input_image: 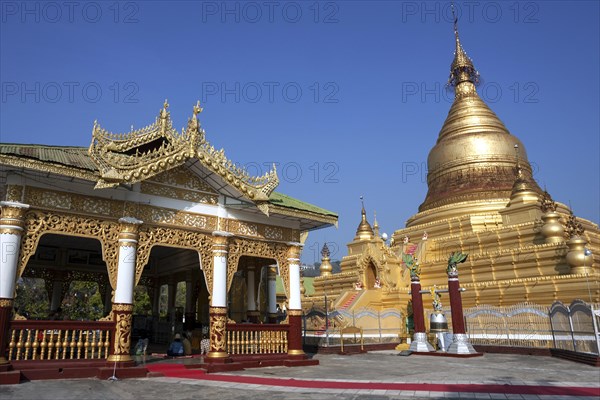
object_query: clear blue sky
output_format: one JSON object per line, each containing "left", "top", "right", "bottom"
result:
{"left": 1, "top": 1, "right": 599, "bottom": 265}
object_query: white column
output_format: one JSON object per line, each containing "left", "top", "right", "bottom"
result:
{"left": 0, "top": 201, "right": 29, "bottom": 299}
{"left": 113, "top": 217, "right": 142, "bottom": 304}
{"left": 267, "top": 266, "right": 278, "bottom": 315}
{"left": 0, "top": 201, "right": 29, "bottom": 366}
{"left": 287, "top": 243, "right": 303, "bottom": 310}
{"left": 211, "top": 232, "right": 232, "bottom": 307}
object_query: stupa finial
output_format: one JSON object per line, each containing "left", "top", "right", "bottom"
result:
{"left": 448, "top": 3, "right": 480, "bottom": 89}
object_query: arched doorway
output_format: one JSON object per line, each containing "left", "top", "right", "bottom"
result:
{"left": 365, "top": 261, "right": 377, "bottom": 289}
{"left": 18, "top": 233, "right": 109, "bottom": 321}
{"left": 137, "top": 245, "right": 209, "bottom": 346}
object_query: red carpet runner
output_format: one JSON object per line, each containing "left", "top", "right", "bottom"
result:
{"left": 145, "top": 363, "right": 599, "bottom": 397}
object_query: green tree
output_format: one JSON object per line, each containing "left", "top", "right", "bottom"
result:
{"left": 61, "top": 281, "right": 103, "bottom": 320}
{"left": 15, "top": 278, "right": 49, "bottom": 319}
{"left": 133, "top": 285, "right": 152, "bottom": 315}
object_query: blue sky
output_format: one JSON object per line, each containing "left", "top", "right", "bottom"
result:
{"left": 1, "top": 1, "right": 599, "bottom": 265}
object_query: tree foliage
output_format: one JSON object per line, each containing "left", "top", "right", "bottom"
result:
{"left": 15, "top": 278, "right": 49, "bottom": 319}
{"left": 61, "top": 281, "right": 103, "bottom": 320}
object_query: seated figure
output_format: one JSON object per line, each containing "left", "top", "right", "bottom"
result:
{"left": 167, "top": 333, "right": 185, "bottom": 357}
{"left": 374, "top": 277, "right": 382, "bottom": 289}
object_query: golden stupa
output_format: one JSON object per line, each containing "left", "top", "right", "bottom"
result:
{"left": 306, "top": 20, "right": 599, "bottom": 315}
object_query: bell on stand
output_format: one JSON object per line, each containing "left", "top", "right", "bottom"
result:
{"left": 429, "top": 312, "right": 450, "bottom": 352}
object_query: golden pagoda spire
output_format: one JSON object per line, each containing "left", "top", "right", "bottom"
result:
{"left": 355, "top": 196, "right": 374, "bottom": 241}
{"left": 448, "top": 4, "right": 479, "bottom": 91}
{"left": 509, "top": 144, "right": 537, "bottom": 198}
{"left": 319, "top": 243, "right": 333, "bottom": 276}
{"left": 412, "top": 11, "right": 542, "bottom": 218}
{"left": 373, "top": 211, "right": 380, "bottom": 237}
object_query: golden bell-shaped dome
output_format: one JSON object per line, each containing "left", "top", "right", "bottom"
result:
{"left": 419, "top": 21, "right": 540, "bottom": 213}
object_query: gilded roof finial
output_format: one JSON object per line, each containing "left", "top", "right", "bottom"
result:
{"left": 448, "top": 3, "right": 479, "bottom": 89}
{"left": 509, "top": 143, "right": 536, "bottom": 197}
{"left": 355, "top": 196, "right": 374, "bottom": 240}
{"left": 514, "top": 144, "right": 523, "bottom": 179}
{"left": 319, "top": 243, "right": 333, "bottom": 276}
{"left": 194, "top": 100, "right": 203, "bottom": 116}
{"left": 321, "top": 243, "right": 330, "bottom": 259}
{"left": 160, "top": 99, "right": 170, "bottom": 121}
{"left": 373, "top": 210, "right": 380, "bottom": 237}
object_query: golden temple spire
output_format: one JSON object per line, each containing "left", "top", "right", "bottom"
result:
{"left": 373, "top": 211, "right": 380, "bottom": 237}
{"left": 509, "top": 144, "right": 537, "bottom": 198}
{"left": 319, "top": 243, "right": 333, "bottom": 276}
{"left": 448, "top": 4, "right": 479, "bottom": 90}
{"left": 355, "top": 196, "right": 374, "bottom": 240}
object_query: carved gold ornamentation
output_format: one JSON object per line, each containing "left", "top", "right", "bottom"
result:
{"left": 287, "top": 309, "right": 302, "bottom": 317}
{"left": 209, "top": 306, "right": 227, "bottom": 354}
{"left": 141, "top": 182, "right": 218, "bottom": 204}
{"left": 22, "top": 186, "right": 301, "bottom": 242}
{"left": 112, "top": 304, "right": 134, "bottom": 312}
{"left": 24, "top": 186, "right": 219, "bottom": 232}
{"left": 565, "top": 210, "right": 585, "bottom": 239}
{"left": 135, "top": 226, "right": 213, "bottom": 287}
{"left": 149, "top": 165, "right": 217, "bottom": 193}
{"left": 229, "top": 220, "right": 258, "bottom": 237}
{"left": 227, "top": 219, "right": 295, "bottom": 242}
{"left": 0, "top": 299, "right": 14, "bottom": 308}
{"left": 6, "top": 185, "right": 24, "bottom": 202}
{"left": 113, "top": 309, "right": 132, "bottom": 356}
{"left": 41, "top": 191, "right": 71, "bottom": 209}
{"left": 226, "top": 237, "right": 290, "bottom": 296}
{"left": 89, "top": 101, "right": 200, "bottom": 189}
{"left": 540, "top": 190, "right": 557, "bottom": 213}
{"left": 18, "top": 210, "right": 120, "bottom": 288}
{"left": 0, "top": 201, "right": 29, "bottom": 230}
{"left": 264, "top": 226, "right": 283, "bottom": 240}
{"left": 89, "top": 101, "right": 279, "bottom": 201}
{"left": 99, "top": 312, "right": 113, "bottom": 321}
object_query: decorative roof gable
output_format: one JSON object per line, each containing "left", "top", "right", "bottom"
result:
{"left": 89, "top": 100, "right": 279, "bottom": 202}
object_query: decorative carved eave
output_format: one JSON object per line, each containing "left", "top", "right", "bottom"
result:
{"left": 89, "top": 100, "right": 200, "bottom": 189}
{"left": 88, "top": 101, "right": 280, "bottom": 204}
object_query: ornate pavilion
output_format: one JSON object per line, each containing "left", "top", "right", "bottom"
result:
{"left": 307, "top": 22, "right": 599, "bottom": 322}
{"left": 0, "top": 101, "right": 337, "bottom": 381}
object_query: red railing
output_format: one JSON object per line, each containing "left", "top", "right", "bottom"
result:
{"left": 7, "top": 320, "right": 115, "bottom": 361}
{"left": 226, "top": 323, "right": 289, "bottom": 355}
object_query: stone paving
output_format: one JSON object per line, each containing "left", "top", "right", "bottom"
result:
{"left": 1, "top": 351, "right": 599, "bottom": 399}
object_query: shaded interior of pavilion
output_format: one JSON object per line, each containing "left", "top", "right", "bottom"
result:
{"left": 16, "top": 233, "right": 288, "bottom": 353}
